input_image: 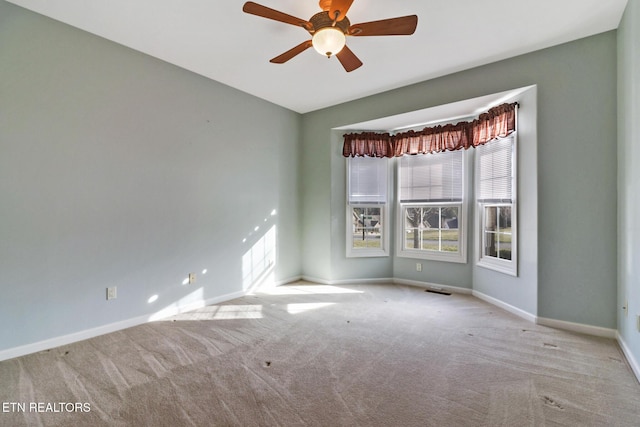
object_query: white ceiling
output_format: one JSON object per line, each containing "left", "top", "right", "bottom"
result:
{"left": 335, "top": 86, "right": 534, "bottom": 132}
{"left": 7, "top": 0, "right": 628, "bottom": 113}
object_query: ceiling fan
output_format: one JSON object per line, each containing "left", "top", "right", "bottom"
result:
{"left": 242, "top": 0, "right": 418, "bottom": 72}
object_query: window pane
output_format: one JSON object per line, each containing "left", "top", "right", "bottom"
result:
{"left": 441, "top": 207, "right": 459, "bottom": 230}
{"left": 402, "top": 204, "right": 461, "bottom": 254}
{"left": 352, "top": 207, "right": 381, "bottom": 249}
{"left": 421, "top": 228, "right": 439, "bottom": 251}
{"left": 423, "top": 207, "right": 439, "bottom": 228}
{"left": 498, "top": 206, "right": 511, "bottom": 229}
{"left": 483, "top": 205, "right": 514, "bottom": 260}
{"left": 405, "top": 230, "right": 418, "bottom": 249}
{"left": 441, "top": 207, "right": 458, "bottom": 252}
{"left": 484, "top": 206, "right": 497, "bottom": 231}
{"left": 497, "top": 206, "right": 512, "bottom": 260}
{"left": 498, "top": 245, "right": 512, "bottom": 260}
{"left": 443, "top": 236, "right": 459, "bottom": 252}
{"left": 421, "top": 206, "right": 440, "bottom": 252}
{"left": 405, "top": 207, "right": 422, "bottom": 229}
{"left": 484, "top": 231, "right": 497, "bottom": 257}
{"left": 484, "top": 206, "right": 498, "bottom": 257}
{"left": 404, "top": 207, "right": 420, "bottom": 249}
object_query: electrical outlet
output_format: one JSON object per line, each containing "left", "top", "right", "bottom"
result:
{"left": 416, "top": 263, "right": 422, "bottom": 272}
{"left": 106, "top": 287, "right": 117, "bottom": 300}
{"left": 188, "top": 273, "right": 196, "bottom": 284}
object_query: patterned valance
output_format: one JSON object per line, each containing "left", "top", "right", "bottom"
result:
{"left": 343, "top": 102, "right": 518, "bottom": 158}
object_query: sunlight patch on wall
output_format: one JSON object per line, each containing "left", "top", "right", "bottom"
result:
{"left": 242, "top": 225, "right": 277, "bottom": 291}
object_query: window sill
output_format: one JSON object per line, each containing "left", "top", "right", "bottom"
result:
{"left": 347, "top": 249, "right": 389, "bottom": 258}
{"left": 477, "top": 258, "right": 517, "bottom": 276}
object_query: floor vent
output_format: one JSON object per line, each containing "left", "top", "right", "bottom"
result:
{"left": 426, "top": 289, "right": 451, "bottom": 296}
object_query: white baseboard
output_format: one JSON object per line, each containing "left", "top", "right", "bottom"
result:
{"left": 536, "top": 316, "right": 617, "bottom": 339}
{"left": 245, "top": 272, "right": 302, "bottom": 291}
{"left": 0, "top": 288, "right": 252, "bottom": 363}
{"left": 300, "top": 276, "right": 473, "bottom": 296}
{"left": 471, "top": 291, "right": 618, "bottom": 340}
{"left": 0, "top": 314, "right": 150, "bottom": 363}
{"left": 472, "top": 290, "right": 537, "bottom": 323}
{"left": 617, "top": 334, "right": 640, "bottom": 384}
{"left": 300, "top": 275, "right": 394, "bottom": 286}
{"left": 393, "top": 278, "right": 473, "bottom": 295}
{"left": 299, "top": 275, "right": 332, "bottom": 285}
{"left": 275, "top": 275, "right": 303, "bottom": 286}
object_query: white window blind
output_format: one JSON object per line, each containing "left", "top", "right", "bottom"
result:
{"left": 476, "top": 135, "right": 514, "bottom": 203}
{"left": 399, "top": 150, "right": 463, "bottom": 203}
{"left": 347, "top": 157, "right": 388, "bottom": 204}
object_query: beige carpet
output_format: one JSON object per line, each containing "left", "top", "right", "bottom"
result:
{"left": 1, "top": 281, "right": 639, "bottom": 426}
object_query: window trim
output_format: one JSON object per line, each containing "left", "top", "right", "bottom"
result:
{"left": 345, "top": 157, "right": 390, "bottom": 258}
{"left": 395, "top": 149, "right": 468, "bottom": 263}
{"left": 475, "top": 133, "right": 518, "bottom": 276}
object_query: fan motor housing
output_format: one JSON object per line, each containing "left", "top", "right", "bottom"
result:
{"left": 309, "top": 11, "right": 350, "bottom": 34}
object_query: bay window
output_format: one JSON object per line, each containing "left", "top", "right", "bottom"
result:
{"left": 342, "top": 102, "right": 518, "bottom": 268}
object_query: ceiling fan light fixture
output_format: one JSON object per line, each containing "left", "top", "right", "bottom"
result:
{"left": 312, "top": 27, "right": 346, "bottom": 57}
{"left": 242, "top": 1, "right": 417, "bottom": 72}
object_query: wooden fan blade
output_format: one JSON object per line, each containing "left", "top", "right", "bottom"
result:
{"left": 335, "top": 45, "right": 363, "bottom": 72}
{"left": 270, "top": 40, "right": 313, "bottom": 64}
{"left": 348, "top": 15, "right": 418, "bottom": 36}
{"left": 243, "top": 2, "right": 310, "bottom": 28}
{"left": 329, "top": 0, "right": 354, "bottom": 22}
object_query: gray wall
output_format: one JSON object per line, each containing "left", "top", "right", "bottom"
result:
{"left": 0, "top": 0, "right": 626, "bottom": 357}
{"left": 0, "top": 1, "right": 302, "bottom": 353}
{"left": 302, "top": 31, "right": 618, "bottom": 329}
{"left": 472, "top": 87, "right": 538, "bottom": 317}
{"left": 618, "top": 0, "right": 640, "bottom": 372}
